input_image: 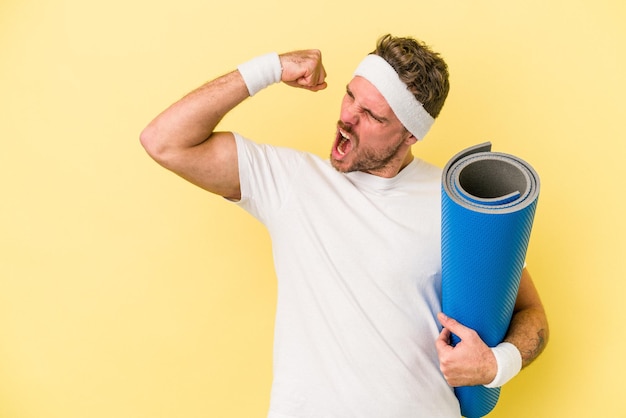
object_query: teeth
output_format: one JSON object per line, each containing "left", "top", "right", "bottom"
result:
{"left": 337, "top": 138, "right": 347, "bottom": 156}
{"left": 336, "top": 128, "right": 351, "bottom": 156}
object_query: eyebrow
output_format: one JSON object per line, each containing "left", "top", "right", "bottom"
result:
{"left": 346, "top": 84, "right": 390, "bottom": 123}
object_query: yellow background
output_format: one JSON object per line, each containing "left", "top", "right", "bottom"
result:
{"left": 1, "top": 0, "right": 624, "bottom": 417}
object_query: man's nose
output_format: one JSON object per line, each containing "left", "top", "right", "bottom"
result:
{"left": 340, "top": 102, "right": 360, "bottom": 126}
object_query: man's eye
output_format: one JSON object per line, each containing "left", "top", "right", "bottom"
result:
{"left": 369, "top": 113, "right": 383, "bottom": 123}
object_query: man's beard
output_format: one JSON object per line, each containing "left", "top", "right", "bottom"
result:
{"left": 330, "top": 122, "right": 406, "bottom": 174}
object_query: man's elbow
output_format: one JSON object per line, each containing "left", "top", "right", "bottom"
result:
{"left": 139, "top": 125, "right": 171, "bottom": 166}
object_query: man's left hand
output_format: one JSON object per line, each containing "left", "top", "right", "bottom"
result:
{"left": 435, "top": 312, "right": 497, "bottom": 387}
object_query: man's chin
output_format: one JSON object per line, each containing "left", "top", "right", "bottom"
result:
{"left": 330, "top": 157, "right": 352, "bottom": 173}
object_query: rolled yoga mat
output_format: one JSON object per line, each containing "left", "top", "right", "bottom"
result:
{"left": 440, "top": 142, "right": 540, "bottom": 418}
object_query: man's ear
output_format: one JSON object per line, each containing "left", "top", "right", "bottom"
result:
{"left": 405, "top": 133, "right": 418, "bottom": 145}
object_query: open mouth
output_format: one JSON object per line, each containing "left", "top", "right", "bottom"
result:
{"left": 333, "top": 128, "right": 354, "bottom": 159}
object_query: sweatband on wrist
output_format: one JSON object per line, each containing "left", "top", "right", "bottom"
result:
{"left": 237, "top": 52, "right": 282, "bottom": 96}
{"left": 484, "top": 342, "right": 522, "bottom": 388}
{"left": 353, "top": 54, "right": 435, "bottom": 140}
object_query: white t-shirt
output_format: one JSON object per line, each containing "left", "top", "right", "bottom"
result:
{"left": 234, "top": 134, "right": 460, "bottom": 418}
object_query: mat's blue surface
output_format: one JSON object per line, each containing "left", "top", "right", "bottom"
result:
{"left": 441, "top": 143, "right": 540, "bottom": 417}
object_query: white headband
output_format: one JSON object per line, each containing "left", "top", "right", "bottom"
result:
{"left": 353, "top": 54, "right": 434, "bottom": 140}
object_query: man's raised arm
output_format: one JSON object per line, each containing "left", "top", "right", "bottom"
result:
{"left": 139, "top": 50, "right": 327, "bottom": 200}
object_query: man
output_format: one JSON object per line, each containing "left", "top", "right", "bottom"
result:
{"left": 141, "top": 34, "right": 548, "bottom": 417}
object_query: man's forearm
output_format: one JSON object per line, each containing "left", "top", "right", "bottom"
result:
{"left": 504, "top": 306, "right": 549, "bottom": 367}
{"left": 504, "top": 268, "right": 549, "bottom": 367}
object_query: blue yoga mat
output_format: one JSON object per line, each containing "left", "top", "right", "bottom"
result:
{"left": 440, "top": 143, "right": 540, "bottom": 418}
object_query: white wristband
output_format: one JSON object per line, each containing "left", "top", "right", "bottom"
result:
{"left": 484, "top": 342, "right": 522, "bottom": 388}
{"left": 237, "top": 52, "right": 282, "bottom": 96}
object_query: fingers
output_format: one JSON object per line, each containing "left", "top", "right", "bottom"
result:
{"left": 296, "top": 71, "right": 327, "bottom": 91}
{"left": 437, "top": 312, "right": 477, "bottom": 341}
{"left": 435, "top": 326, "right": 453, "bottom": 359}
{"left": 436, "top": 312, "right": 497, "bottom": 386}
{"left": 284, "top": 79, "right": 327, "bottom": 91}
{"left": 289, "top": 67, "right": 327, "bottom": 91}
{"left": 436, "top": 325, "right": 451, "bottom": 347}
{"left": 280, "top": 50, "right": 328, "bottom": 91}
